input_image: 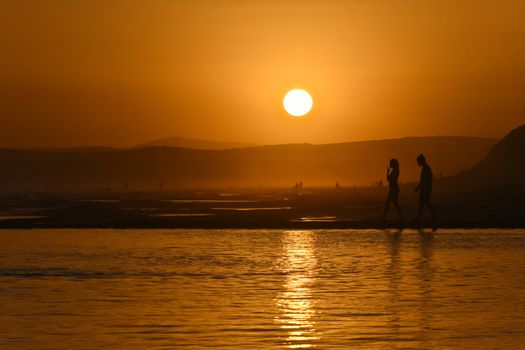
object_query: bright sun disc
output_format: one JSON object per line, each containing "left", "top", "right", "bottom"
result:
{"left": 283, "top": 89, "right": 313, "bottom": 117}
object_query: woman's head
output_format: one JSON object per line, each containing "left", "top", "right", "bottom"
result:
{"left": 389, "top": 158, "right": 399, "bottom": 169}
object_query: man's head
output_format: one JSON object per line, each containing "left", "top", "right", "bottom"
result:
{"left": 417, "top": 153, "right": 426, "bottom": 167}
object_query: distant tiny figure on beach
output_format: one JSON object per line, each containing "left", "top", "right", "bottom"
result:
{"left": 382, "top": 158, "right": 404, "bottom": 224}
{"left": 414, "top": 153, "right": 436, "bottom": 229}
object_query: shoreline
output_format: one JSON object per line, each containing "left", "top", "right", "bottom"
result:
{"left": 1, "top": 219, "right": 524, "bottom": 230}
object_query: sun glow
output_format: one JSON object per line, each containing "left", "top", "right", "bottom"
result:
{"left": 283, "top": 89, "right": 313, "bottom": 117}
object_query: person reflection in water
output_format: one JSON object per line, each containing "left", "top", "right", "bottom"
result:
{"left": 382, "top": 158, "right": 404, "bottom": 225}
{"left": 414, "top": 154, "right": 436, "bottom": 230}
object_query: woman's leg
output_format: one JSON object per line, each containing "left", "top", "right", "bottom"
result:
{"left": 382, "top": 196, "right": 391, "bottom": 220}
{"left": 393, "top": 197, "right": 404, "bottom": 223}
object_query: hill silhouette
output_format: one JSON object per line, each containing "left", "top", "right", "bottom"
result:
{"left": 427, "top": 124, "right": 525, "bottom": 225}
{"left": 442, "top": 124, "right": 525, "bottom": 192}
{"left": 135, "top": 136, "right": 257, "bottom": 150}
{"left": 0, "top": 136, "right": 496, "bottom": 191}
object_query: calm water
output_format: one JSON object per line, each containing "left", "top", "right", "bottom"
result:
{"left": 1, "top": 229, "right": 525, "bottom": 349}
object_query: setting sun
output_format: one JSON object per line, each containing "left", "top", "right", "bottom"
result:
{"left": 283, "top": 89, "right": 313, "bottom": 117}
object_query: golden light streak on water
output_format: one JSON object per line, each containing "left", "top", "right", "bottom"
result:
{"left": 275, "top": 231, "right": 320, "bottom": 348}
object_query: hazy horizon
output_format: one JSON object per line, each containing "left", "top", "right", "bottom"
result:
{"left": 0, "top": 132, "right": 503, "bottom": 150}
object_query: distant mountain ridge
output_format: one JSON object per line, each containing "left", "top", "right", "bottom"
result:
{"left": 135, "top": 136, "right": 257, "bottom": 150}
{"left": 0, "top": 135, "right": 498, "bottom": 190}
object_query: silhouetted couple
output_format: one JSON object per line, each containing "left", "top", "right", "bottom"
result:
{"left": 382, "top": 154, "right": 436, "bottom": 229}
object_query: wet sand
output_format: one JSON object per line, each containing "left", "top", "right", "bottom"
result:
{"left": 0, "top": 188, "right": 523, "bottom": 229}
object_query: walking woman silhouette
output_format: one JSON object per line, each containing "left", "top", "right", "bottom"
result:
{"left": 382, "top": 158, "right": 404, "bottom": 224}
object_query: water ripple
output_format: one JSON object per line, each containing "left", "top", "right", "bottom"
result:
{"left": 1, "top": 228, "right": 525, "bottom": 349}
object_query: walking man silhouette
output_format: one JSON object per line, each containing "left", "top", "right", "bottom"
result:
{"left": 414, "top": 154, "right": 436, "bottom": 230}
{"left": 382, "top": 158, "right": 404, "bottom": 224}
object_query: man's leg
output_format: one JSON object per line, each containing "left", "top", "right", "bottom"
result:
{"left": 426, "top": 198, "right": 437, "bottom": 230}
{"left": 416, "top": 195, "right": 425, "bottom": 225}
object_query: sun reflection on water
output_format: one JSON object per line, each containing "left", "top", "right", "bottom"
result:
{"left": 274, "top": 231, "right": 320, "bottom": 348}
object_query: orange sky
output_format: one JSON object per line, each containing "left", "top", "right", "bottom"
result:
{"left": 1, "top": 0, "right": 525, "bottom": 148}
